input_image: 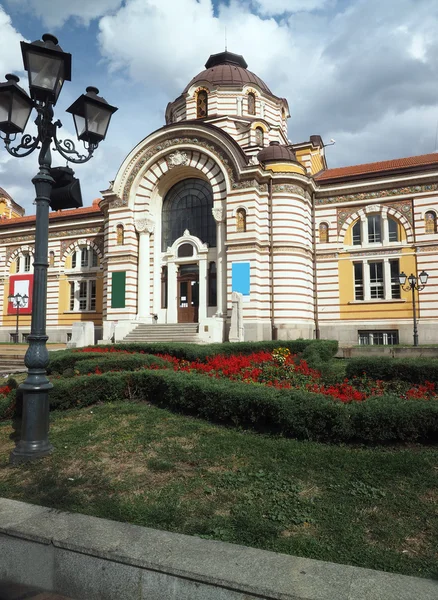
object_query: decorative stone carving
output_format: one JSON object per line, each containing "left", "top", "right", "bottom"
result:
{"left": 365, "top": 204, "right": 381, "bottom": 213}
{"left": 166, "top": 151, "right": 189, "bottom": 168}
{"left": 135, "top": 218, "right": 155, "bottom": 234}
{"left": 272, "top": 184, "right": 305, "bottom": 196}
{"left": 212, "top": 207, "right": 225, "bottom": 223}
{"left": 317, "top": 183, "right": 438, "bottom": 207}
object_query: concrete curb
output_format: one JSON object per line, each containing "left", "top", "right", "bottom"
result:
{"left": 0, "top": 498, "right": 437, "bottom": 600}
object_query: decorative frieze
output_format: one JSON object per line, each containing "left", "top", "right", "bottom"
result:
{"left": 166, "top": 150, "right": 189, "bottom": 168}
{"left": 317, "top": 182, "right": 438, "bottom": 206}
{"left": 348, "top": 249, "right": 401, "bottom": 257}
{"left": 231, "top": 179, "right": 267, "bottom": 193}
{"left": 272, "top": 184, "right": 305, "bottom": 197}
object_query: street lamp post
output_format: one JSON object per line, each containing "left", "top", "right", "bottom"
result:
{"left": 0, "top": 33, "right": 117, "bottom": 463}
{"left": 8, "top": 292, "right": 29, "bottom": 343}
{"left": 398, "top": 271, "right": 429, "bottom": 347}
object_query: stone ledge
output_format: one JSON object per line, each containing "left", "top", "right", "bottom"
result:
{"left": 0, "top": 498, "right": 437, "bottom": 600}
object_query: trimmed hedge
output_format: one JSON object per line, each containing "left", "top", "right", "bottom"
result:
{"left": 48, "top": 339, "right": 338, "bottom": 374}
{"left": 346, "top": 357, "right": 438, "bottom": 384}
{"left": 74, "top": 354, "right": 168, "bottom": 375}
{"left": 3, "top": 368, "right": 435, "bottom": 444}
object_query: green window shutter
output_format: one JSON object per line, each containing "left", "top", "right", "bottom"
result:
{"left": 111, "top": 271, "right": 126, "bottom": 308}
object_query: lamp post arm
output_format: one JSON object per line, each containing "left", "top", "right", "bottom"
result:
{"left": 1, "top": 132, "right": 40, "bottom": 158}
{"left": 53, "top": 125, "right": 97, "bottom": 164}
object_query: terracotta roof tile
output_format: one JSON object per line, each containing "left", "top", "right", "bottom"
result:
{"left": 0, "top": 205, "right": 102, "bottom": 228}
{"left": 316, "top": 152, "right": 438, "bottom": 182}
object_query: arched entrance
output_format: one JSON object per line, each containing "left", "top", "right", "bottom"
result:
{"left": 177, "top": 263, "right": 199, "bottom": 323}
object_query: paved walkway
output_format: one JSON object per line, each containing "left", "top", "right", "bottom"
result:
{"left": 0, "top": 582, "right": 74, "bottom": 599}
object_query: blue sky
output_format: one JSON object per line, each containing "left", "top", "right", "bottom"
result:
{"left": 1, "top": 0, "right": 438, "bottom": 213}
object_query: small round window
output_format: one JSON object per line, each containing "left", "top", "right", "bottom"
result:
{"left": 178, "top": 243, "right": 194, "bottom": 258}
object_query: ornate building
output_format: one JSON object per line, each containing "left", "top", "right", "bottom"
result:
{"left": 1, "top": 51, "right": 438, "bottom": 345}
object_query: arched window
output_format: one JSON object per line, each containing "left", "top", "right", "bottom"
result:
{"left": 388, "top": 217, "right": 398, "bottom": 242}
{"left": 49, "top": 251, "right": 55, "bottom": 267}
{"left": 255, "top": 127, "right": 264, "bottom": 146}
{"left": 425, "top": 211, "right": 437, "bottom": 234}
{"left": 162, "top": 178, "right": 216, "bottom": 250}
{"left": 319, "top": 222, "right": 329, "bottom": 243}
{"left": 352, "top": 220, "right": 361, "bottom": 245}
{"left": 116, "top": 224, "right": 124, "bottom": 245}
{"left": 236, "top": 208, "right": 246, "bottom": 232}
{"left": 208, "top": 262, "right": 217, "bottom": 306}
{"left": 247, "top": 92, "right": 256, "bottom": 115}
{"left": 196, "top": 90, "right": 208, "bottom": 118}
{"left": 178, "top": 243, "right": 194, "bottom": 258}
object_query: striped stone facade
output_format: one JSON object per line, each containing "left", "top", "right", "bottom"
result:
{"left": 1, "top": 51, "right": 438, "bottom": 345}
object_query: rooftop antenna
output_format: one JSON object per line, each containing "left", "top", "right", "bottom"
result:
{"left": 225, "top": 26, "right": 227, "bottom": 51}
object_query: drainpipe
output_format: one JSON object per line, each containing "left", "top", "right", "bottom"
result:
{"left": 311, "top": 189, "right": 320, "bottom": 339}
{"left": 269, "top": 177, "right": 277, "bottom": 340}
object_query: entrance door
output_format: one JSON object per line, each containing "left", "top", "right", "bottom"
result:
{"left": 178, "top": 264, "right": 199, "bottom": 323}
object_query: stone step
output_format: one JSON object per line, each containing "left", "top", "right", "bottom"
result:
{"left": 123, "top": 323, "right": 200, "bottom": 343}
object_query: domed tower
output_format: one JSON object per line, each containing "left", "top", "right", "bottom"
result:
{"left": 165, "top": 51, "right": 290, "bottom": 160}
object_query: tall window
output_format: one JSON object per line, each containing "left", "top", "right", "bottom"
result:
{"left": 369, "top": 261, "right": 384, "bottom": 298}
{"left": 390, "top": 259, "right": 401, "bottom": 299}
{"left": 368, "top": 215, "right": 381, "bottom": 243}
{"left": 161, "top": 266, "right": 168, "bottom": 309}
{"left": 117, "top": 224, "right": 124, "bottom": 245}
{"left": 162, "top": 178, "right": 216, "bottom": 250}
{"left": 247, "top": 92, "right": 256, "bottom": 115}
{"left": 255, "top": 127, "right": 264, "bottom": 146}
{"left": 197, "top": 90, "right": 208, "bottom": 118}
{"left": 208, "top": 262, "right": 217, "bottom": 306}
{"left": 425, "top": 211, "right": 437, "bottom": 234}
{"left": 388, "top": 217, "right": 398, "bottom": 242}
{"left": 354, "top": 263, "right": 364, "bottom": 300}
{"left": 354, "top": 259, "right": 401, "bottom": 301}
{"left": 49, "top": 251, "right": 55, "bottom": 268}
{"left": 69, "top": 280, "right": 97, "bottom": 311}
{"left": 319, "top": 222, "right": 329, "bottom": 243}
{"left": 15, "top": 252, "right": 32, "bottom": 273}
{"left": 236, "top": 208, "right": 246, "bottom": 232}
{"left": 81, "top": 248, "right": 89, "bottom": 267}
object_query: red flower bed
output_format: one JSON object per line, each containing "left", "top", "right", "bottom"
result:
{"left": 74, "top": 346, "right": 438, "bottom": 404}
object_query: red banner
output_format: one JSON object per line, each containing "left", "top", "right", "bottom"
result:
{"left": 7, "top": 274, "right": 34, "bottom": 315}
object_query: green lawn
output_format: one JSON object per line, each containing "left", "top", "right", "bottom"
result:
{"left": 1, "top": 401, "right": 437, "bottom": 579}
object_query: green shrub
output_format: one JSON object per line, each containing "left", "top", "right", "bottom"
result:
{"left": 67, "top": 339, "right": 338, "bottom": 363}
{"left": 346, "top": 357, "right": 438, "bottom": 384}
{"left": 75, "top": 354, "right": 168, "bottom": 375}
{"left": 44, "top": 368, "right": 438, "bottom": 444}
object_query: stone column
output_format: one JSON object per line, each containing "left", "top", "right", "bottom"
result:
{"left": 198, "top": 256, "right": 208, "bottom": 321}
{"left": 382, "top": 211, "right": 389, "bottom": 244}
{"left": 167, "top": 262, "right": 178, "bottom": 323}
{"left": 363, "top": 260, "right": 371, "bottom": 301}
{"left": 212, "top": 206, "right": 226, "bottom": 317}
{"left": 135, "top": 217, "right": 155, "bottom": 320}
{"left": 383, "top": 258, "right": 392, "bottom": 300}
{"left": 360, "top": 215, "right": 368, "bottom": 246}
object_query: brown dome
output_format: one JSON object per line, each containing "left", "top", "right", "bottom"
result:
{"left": 183, "top": 51, "right": 272, "bottom": 94}
{"left": 258, "top": 141, "right": 297, "bottom": 164}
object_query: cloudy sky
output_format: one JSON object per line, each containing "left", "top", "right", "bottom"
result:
{"left": 1, "top": 0, "right": 438, "bottom": 213}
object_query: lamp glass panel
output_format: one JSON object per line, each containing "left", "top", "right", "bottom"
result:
{"left": 73, "top": 114, "right": 86, "bottom": 138}
{"left": 419, "top": 271, "right": 428, "bottom": 285}
{"left": 28, "top": 52, "right": 62, "bottom": 93}
{"left": 85, "top": 102, "right": 111, "bottom": 138}
{"left": 0, "top": 91, "right": 11, "bottom": 123}
{"left": 11, "top": 93, "right": 32, "bottom": 130}
{"left": 398, "top": 272, "right": 407, "bottom": 285}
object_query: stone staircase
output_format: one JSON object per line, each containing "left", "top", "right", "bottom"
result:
{"left": 0, "top": 353, "right": 26, "bottom": 376}
{"left": 122, "top": 323, "right": 200, "bottom": 343}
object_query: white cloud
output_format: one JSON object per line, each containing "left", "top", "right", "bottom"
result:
{"left": 253, "top": 0, "right": 330, "bottom": 16}
{"left": 4, "top": 0, "right": 123, "bottom": 28}
{"left": 0, "top": 7, "right": 28, "bottom": 78}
